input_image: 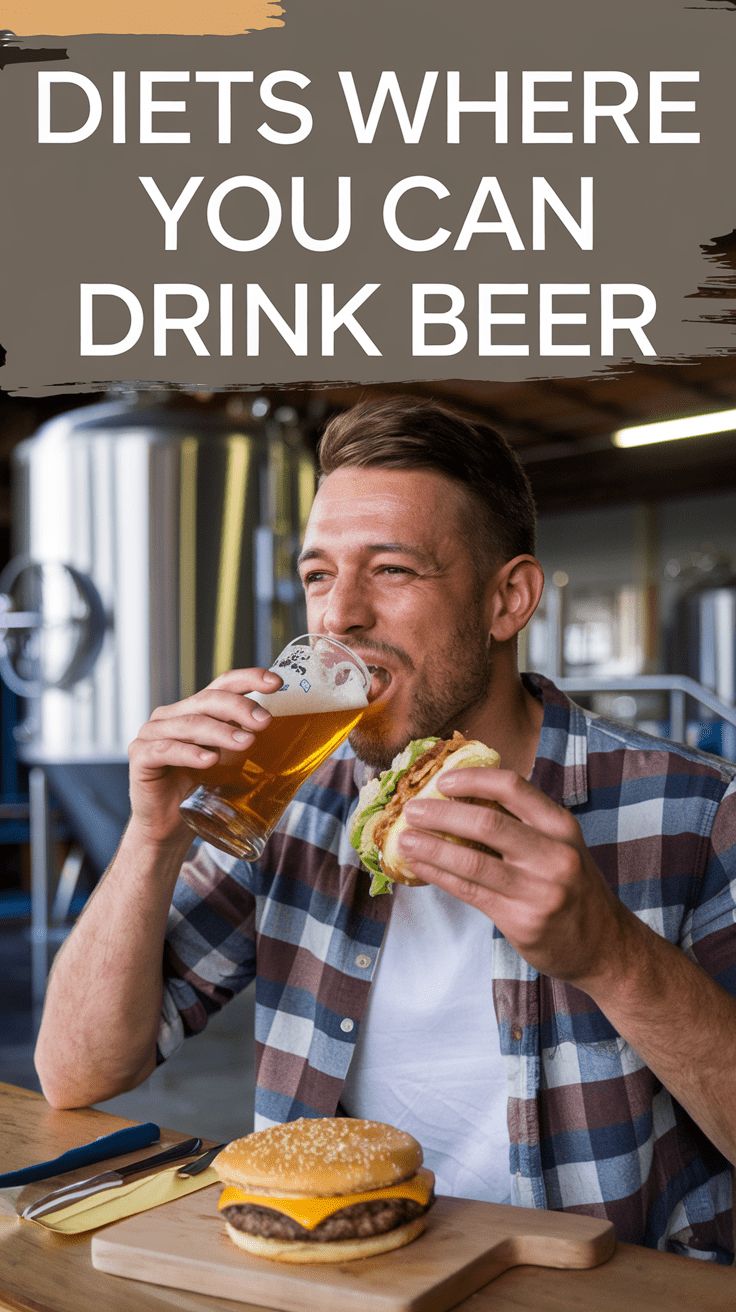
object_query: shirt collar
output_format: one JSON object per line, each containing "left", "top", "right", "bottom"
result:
{"left": 524, "top": 672, "right": 589, "bottom": 808}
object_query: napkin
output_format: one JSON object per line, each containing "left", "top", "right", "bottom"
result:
{"left": 24, "top": 1163, "right": 220, "bottom": 1235}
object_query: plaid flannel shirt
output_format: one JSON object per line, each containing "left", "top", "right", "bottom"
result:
{"left": 158, "top": 674, "right": 736, "bottom": 1261}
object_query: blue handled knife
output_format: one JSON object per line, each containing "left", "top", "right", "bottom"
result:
{"left": 0, "top": 1121, "right": 160, "bottom": 1188}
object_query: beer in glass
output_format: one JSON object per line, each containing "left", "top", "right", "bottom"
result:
{"left": 179, "top": 635, "right": 370, "bottom": 859}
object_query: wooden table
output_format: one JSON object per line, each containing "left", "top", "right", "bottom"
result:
{"left": 0, "top": 1082, "right": 734, "bottom": 1312}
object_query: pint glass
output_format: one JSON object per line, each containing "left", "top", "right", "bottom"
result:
{"left": 179, "top": 635, "right": 371, "bottom": 860}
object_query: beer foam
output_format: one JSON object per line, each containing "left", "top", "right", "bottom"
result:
{"left": 248, "top": 663, "right": 368, "bottom": 717}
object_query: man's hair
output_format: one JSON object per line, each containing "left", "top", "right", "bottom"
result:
{"left": 317, "top": 396, "right": 537, "bottom": 564}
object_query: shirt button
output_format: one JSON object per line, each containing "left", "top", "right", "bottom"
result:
{"left": 340, "top": 1018, "right": 355, "bottom": 1034}
{"left": 511, "top": 1025, "right": 523, "bottom": 1042}
{"left": 355, "top": 954, "right": 372, "bottom": 969}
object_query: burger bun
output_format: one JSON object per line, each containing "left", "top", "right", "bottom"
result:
{"left": 214, "top": 1118, "right": 423, "bottom": 1196}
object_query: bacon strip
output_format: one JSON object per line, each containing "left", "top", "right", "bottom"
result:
{"left": 372, "top": 732, "right": 468, "bottom": 853}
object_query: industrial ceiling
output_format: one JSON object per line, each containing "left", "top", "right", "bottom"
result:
{"left": 2, "top": 356, "right": 736, "bottom": 551}
{"left": 303, "top": 357, "right": 736, "bottom": 512}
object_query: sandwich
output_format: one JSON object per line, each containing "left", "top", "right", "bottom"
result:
{"left": 350, "top": 731, "right": 500, "bottom": 895}
{"left": 213, "top": 1117, "right": 435, "bottom": 1264}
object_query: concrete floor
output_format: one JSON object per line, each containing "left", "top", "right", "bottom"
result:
{"left": 0, "top": 923, "right": 257, "bottom": 1143}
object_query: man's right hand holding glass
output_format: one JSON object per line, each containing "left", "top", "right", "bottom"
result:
{"left": 127, "top": 668, "right": 282, "bottom": 847}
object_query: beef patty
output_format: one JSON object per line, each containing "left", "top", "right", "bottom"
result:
{"left": 221, "top": 1193, "right": 433, "bottom": 1242}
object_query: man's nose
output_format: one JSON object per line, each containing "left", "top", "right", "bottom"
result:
{"left": 320, "top": 576, "right": 375, "bottom": 634}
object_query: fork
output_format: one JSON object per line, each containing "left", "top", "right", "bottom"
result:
{"left": 176, "top": 1143, "right": 226, "bottom": 1176}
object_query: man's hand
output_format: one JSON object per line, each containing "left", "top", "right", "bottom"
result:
{"left": 398, "top": 768, "right": 628, "bottom": 990}
{"left": 128, "top": 667, "right": 282, "bottom": 846}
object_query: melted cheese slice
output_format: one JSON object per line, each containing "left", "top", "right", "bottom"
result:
{"left": 218, "top": 1166, "right": 434, "bottom": 1231}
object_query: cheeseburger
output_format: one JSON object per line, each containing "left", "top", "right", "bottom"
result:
{"left": 350, "top": 731, "right": 500, "bottom": 895}
{"left": 214, "top": 1118, "right": 435, "bottom": 1264}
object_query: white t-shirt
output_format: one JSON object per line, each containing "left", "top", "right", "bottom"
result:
{"left": 341, "top": 882, "right": 511, "bottom": 1203}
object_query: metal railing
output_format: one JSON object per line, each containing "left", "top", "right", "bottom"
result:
{"left": 556, "top": 674, "right": 736, "bottom": 761}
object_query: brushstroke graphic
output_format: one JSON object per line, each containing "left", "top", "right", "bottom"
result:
{"left": 1, "top": 3, "right": 283, "bottom": 36}
{"left": 690, "top": 231, "right": 736, "bottom": 323}
{"left": 0, "top": 30, "right": 67, "bottom": 67}
{"left": 699, "top": 231, "right": 736, "bottom": 291}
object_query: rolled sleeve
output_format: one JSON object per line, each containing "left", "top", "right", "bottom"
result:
{"left": 156, "top": 840, "right": 258, "bottom": 1063}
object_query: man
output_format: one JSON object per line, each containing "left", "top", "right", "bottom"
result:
{"left": 35, "top": 397, "right": 736, "bottom": 1261}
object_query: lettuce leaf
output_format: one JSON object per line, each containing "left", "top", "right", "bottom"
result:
{"left": 353, "top": 736, "right": 438, "bottom": 825}
{"left": 369, "top": 870, "right": 395, "bottom": 897}
{"left": 350, "top": 736, "right": 440, "bottom": 894}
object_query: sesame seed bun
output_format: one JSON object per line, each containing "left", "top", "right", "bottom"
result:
{"left": 224, "top": 1215, "right": 427, "bottom": 1264}
{"left": 213, "top": 1118, "right": 424, "bottom": 1197}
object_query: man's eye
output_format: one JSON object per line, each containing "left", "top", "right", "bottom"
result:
{"left": 302, "top": 571, "right": 328, "bottom": 585}
{"left": 378, "top": 565, "right": 414, "bottom": 576}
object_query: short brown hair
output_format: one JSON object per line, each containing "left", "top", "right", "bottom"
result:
{"left": 318, "top": 396, "right": 537, "bottom": 564}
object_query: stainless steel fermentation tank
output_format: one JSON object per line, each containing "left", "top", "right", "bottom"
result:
{"left": 4, "top": 394, "right": 315, "bottom": 760}
{"left": 0, "top": 393, "right": 315, "bottom": 998}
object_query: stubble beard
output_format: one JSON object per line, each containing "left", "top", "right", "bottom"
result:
{"left": 349, "top": 619, "right": 495, "bottom": 771}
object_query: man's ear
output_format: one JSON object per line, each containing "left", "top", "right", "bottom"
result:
{"left": 485, "top": 556, "right": 545, "bottom": 642}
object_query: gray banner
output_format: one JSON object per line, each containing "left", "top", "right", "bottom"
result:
{"left": 0, "top": 0, "right": 734, "bottom": 394}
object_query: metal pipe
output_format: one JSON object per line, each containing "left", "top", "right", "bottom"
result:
{"left": 556, "top": 674, "right": 736, "bottom": 729}
{"left": 670, "top": 690, "right": 687, "bottom": 744}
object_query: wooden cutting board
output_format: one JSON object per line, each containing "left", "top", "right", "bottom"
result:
{"left": 91, "top": 1187, "right": 616, "bottom": 1312}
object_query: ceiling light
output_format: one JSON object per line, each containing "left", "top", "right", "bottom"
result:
{"left": 612, "top": 406, "right": 736, "bottom": 449}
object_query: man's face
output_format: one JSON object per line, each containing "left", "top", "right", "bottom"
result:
{"left": 298, "top": 466, "right": 497, "bottom": 769}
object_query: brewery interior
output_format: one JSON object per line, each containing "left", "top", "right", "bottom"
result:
{"left": 2, "top": 364, "right": 736, "bottom": 1140}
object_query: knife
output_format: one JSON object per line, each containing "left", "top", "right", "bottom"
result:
{"left": 22, "top": 1136, "right": 202, "bottom": 1221}
{"left": 0, "top": 1121, "right": 161, "bottom": 1188}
